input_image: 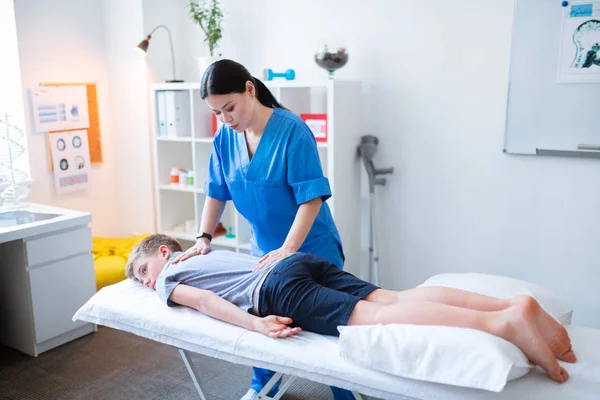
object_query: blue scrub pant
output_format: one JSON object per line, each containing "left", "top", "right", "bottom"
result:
{"left": 251, "top": 367, "right": 355, "bottom": 399}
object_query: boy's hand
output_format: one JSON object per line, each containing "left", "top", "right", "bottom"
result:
{"left": 253, "top": 246, "right": 295, "bottom": 272}
{"left": 252, "top": 316, "right": 301, "bottom": 338}
{"left": 172, "top": 238, "right": 211, "bottom": 264}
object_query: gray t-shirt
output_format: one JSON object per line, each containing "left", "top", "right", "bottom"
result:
{"left": 156, "top": 250, "right": 274, "bottom": 312}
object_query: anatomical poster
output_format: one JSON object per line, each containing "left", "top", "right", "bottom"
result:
{"left": 558, "top": 1, "right": 600, "bottom": 83}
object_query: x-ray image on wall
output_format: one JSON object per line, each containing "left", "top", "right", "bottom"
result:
{"left": 558, "top": 1, "right": 600, "bottom": 83}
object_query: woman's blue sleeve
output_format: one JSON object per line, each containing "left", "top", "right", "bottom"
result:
{"left": 204, "top": 141, "right": 232, "bottom": 201}
{"left": 287, "top": 128, "right": 332, "bottom": 205}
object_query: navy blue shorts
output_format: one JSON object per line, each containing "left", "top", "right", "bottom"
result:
{"left": 258, "top": 253, "right": 379, "bottom": 336}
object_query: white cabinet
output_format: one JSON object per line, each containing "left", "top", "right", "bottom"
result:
{"left": 25, "top": 226, "right": 92, "bottom": 265}
{"left": 0, "top": 205, "right": 96, "bottom": 356}
{"left": 29, "top": 253, "right": 95, "bottom": 343}
{"left": 150, "top": 81, "right": 363, "bottom": 275}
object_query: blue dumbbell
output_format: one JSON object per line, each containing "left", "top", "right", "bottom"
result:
{"left": 263, "top": 68, "right": 296, "bottom": 81}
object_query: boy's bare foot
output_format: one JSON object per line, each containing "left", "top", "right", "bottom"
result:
{"left": 512, "top": 296, "right": 576, "bottom": 363}
{"left": 499, "top": 302, "right": 569, "bottom": 383}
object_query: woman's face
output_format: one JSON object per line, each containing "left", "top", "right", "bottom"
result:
{"left": 205, "top": 82, "right": 255, "bottom": 133}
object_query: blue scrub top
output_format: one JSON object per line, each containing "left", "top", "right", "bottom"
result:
{"left": 204, "top": 107, "right": 344, "bottom": 268}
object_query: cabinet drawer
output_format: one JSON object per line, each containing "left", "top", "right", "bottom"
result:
{"left": 26, "top": 227, "right": 91, "bottom": 266}
{"left": 29, "top": 253, "right": 96, "bottom": 344}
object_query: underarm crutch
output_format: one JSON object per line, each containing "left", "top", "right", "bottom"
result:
{"left": 358, "top": 135, "right": 394, "bottom": 286}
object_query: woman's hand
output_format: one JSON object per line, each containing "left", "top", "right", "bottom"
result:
{"left": 252, "top": 315, "right": 301, "bottom": 338}
{"left": 253, "top": 246, "right": 295, "bottom": 272}
{"left": 171, "top": 238, "right": 211, "bottom": 263}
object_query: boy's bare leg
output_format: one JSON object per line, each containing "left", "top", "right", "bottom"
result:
{"left": 346, "top": 298, "right": 569, "bottom": 384}
{"left": 365, "top": 288, "right": 575, "bottom": 363}
{"left": 365, "top": 287, "right": 511, "bottom": 311}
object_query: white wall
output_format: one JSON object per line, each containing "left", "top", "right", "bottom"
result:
{"left": 14, "top": 0, "right": 155, "bottom": 237}
{"left": 14, "top": 0, "right": 118, "bottom": 236}
{"left": 140, "top": 0, "right": 600, "bottom": 328}
{"left": 142, "top": 0, "right": 194, "bottom": 84}
{"left": 102, "top": 0, "right": 155, "bottom": 236}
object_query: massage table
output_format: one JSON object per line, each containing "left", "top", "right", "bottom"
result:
{"left": 73, "top": 279, "right": 600, "bottom": 400}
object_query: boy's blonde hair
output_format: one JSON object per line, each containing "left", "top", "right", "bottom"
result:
{"left": 125, "top": 234, "right": 183, "bottom": 281}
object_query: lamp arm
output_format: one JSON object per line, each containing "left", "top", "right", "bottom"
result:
{"left": 148, "top": 25, "right": 177, "bottom": 81}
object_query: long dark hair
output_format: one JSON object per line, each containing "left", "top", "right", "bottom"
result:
{"left": 200, "top": 59, "right": 286, "bottom": 109}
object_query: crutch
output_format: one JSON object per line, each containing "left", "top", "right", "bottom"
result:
{"left": 357, "top": 135, "right": 394, "bottom": 286}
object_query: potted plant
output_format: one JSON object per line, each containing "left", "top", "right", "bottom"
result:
{"left": 188, "top": 0, "right": 224, "bottom": 77}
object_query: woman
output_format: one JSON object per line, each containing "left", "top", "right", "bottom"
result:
{"left": 172, "top": 59, "right": 354, "bottom": 400}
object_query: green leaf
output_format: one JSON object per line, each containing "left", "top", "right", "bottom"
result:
{"left": 187, "top": 0, "right": 223, "bottom": 56}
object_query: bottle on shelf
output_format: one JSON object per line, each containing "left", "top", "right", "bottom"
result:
{"left": 170, "top": 168, "right": 180, "bottom": 184}
{"left": 178, "top": 169, "right": 188, "bottom": 187}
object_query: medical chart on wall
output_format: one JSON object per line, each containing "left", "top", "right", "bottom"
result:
{"left": 41, "top": 82, "right": 103, "bottom": 166}
{"left": 48, "top": 129, "right": 91, "bottom": 194}
{"left": 558, "top": 1, "right": 600, "bottom": 83}
{"left": 29, "top": 85, "right": 90, "bottom": 132}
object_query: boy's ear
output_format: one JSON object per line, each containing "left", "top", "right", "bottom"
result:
{"left": 159, "top": 245, "right": 170, "bottom": 257}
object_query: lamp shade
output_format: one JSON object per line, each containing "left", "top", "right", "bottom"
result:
{"left": 135, "top": 36, "right": 151, "bottom": 55}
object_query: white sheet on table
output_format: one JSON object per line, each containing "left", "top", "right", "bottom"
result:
{"left": 73, "top": 279, "right": 600, "bottom": 400}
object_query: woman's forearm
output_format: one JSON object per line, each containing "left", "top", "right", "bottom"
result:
{"left": 282, "top": 197, "right": 323, "bottom": 252}
{"left": 199, "top": 196, "right": 226, "bottom": 235}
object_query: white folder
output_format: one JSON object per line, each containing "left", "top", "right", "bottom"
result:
{"left": 156, "top": 91, "right": 167, "bottom": 137}
{"left": 165, "top": 91, "right": 191, "bottom": 138}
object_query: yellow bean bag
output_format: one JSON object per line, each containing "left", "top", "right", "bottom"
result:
{"left": 92, "top": 234, "right": 149, "bottom": 290}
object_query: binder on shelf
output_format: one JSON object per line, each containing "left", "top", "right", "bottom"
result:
{"left": 156, "top": 91, "right": 167, "bottom": 137}
{"left": 165, "top": 90, "right": 190, "bottom": 138}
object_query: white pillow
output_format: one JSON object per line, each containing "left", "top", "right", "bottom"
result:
{"left": 338, "top": 324, "right": 532, "bottom": 392}
{"left": 418, "top": 273, "right": 573, "bottom": 325}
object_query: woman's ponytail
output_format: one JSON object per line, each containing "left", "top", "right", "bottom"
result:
{"left": 252, "top": 77, "right": 287, "bottom": 110}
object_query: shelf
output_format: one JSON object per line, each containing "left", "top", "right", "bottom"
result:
{"left": 238, "top": 242, "right": 252, "bottom": 251}
{"left": 164, "top": 231, "right": 197, "bottom": 242}
{"left": 164, "top": 232, "right": 237, "bottom": 250}
{"left": 211, "top": 236, "right": 237, "bottom": 249}
{"left": 157, "top": 136, "right": 214, "bottom": 144}
{"left": 157, "top": 136, "right": 317, "bottom": 146}
{"left": 156, "top": 135, "right": 322, "bottom": 147}
{"left": 157, "top": 136, "right": 194, "bottom": 142}
{"left": 265, "top": 81, "right": 327, "bottom": 89}
{"left": 152, "top": 81, "right": 336, "bottom": 90}
{"left": 151, "top": 82, "right": 200, "bottom": 91}
{"left": 159, "top": 184, "right": 203, "bottom": 194}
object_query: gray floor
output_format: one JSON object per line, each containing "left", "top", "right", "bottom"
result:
{"left": 0, "top": 327, "right": 378, "bottom": 400}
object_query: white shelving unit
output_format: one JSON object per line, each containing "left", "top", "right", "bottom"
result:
{"left": 149, "top": 80, "right": 363, "bottom": 274}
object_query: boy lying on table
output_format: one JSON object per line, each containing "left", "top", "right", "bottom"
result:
{"left": 126, "top": 234, "right": 576, "bottom": 383}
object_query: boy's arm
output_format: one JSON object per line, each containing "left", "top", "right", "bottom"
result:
{"left": 169, "top": 284, "right": 302, "bottom": 338}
